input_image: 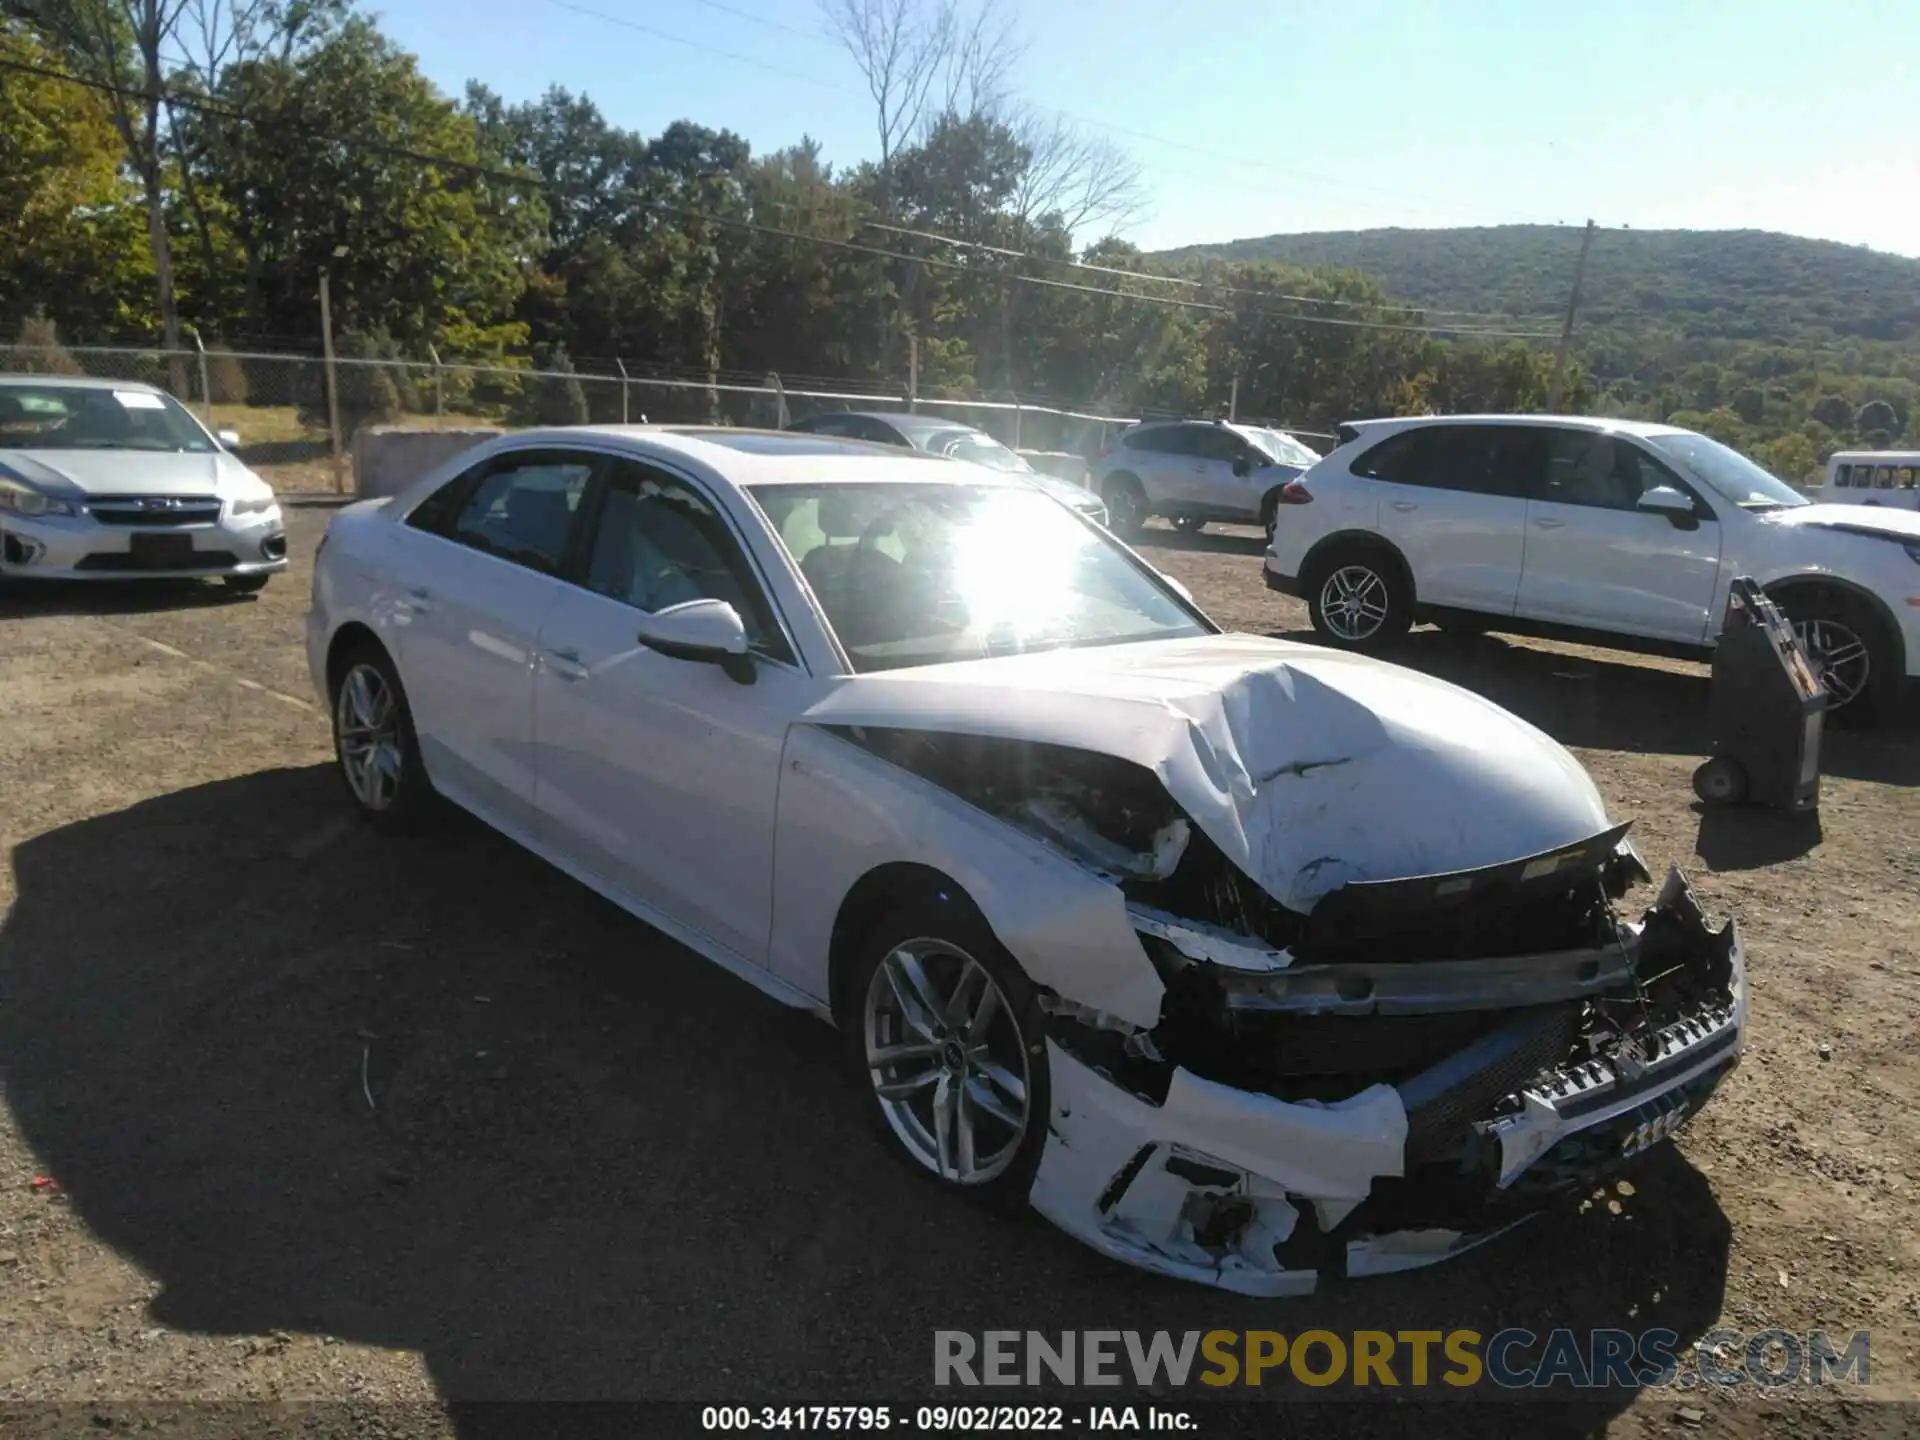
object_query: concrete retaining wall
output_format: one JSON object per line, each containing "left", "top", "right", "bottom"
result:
{"left": 353, "top": 426, "right": 503, "bottom": 499}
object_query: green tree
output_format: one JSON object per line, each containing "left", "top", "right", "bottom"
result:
{"left": 1811, "top": 394, "right": 1853, "bottom": 430}
{"left": 1732, "top": 386, "right": 1765, "bottom": 424}
{"left": 1856, "top": 399, "right": 1899, "bottom": 438}
{"left": 0, "top": 23, "right": 149, "bottom": 336}
{"left": 519, "top": 343, "right": 589, "bottom": 425}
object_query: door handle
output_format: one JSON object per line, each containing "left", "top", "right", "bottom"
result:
{"left": 1533, "top": 518, "right": 1566, "bottom": 530}
{"left": 404, "top": 584, "right": 434, "bottom": 613}
{"left": 1388, "top": 500, "right": 1418, "bottom": 513}
{"left": 544, "top": 646, "right": 588, "bottom": 681}
{"left": 408, "top": 586, "right": 432, "bottom": 599}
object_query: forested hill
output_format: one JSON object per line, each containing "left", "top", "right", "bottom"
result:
{"left": 1154, "top": 226, "right": 1920, "bottom": 348}
{"left": 1158, "top": 225, "right": 1919, "bottom": 477}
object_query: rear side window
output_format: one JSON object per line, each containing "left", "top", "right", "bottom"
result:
{"left": 410, "top": 449, "right": 597, "bottom": 574}
{"left": 1350, "top": 425, "right": 1542, "bottom": 498}
{"left": 1123, "top": 426, "right": 1182, "bottom": 455}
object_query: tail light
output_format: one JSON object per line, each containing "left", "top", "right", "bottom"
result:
{"left": 1278, "top": 480, "right": 1313, "bottom": 504}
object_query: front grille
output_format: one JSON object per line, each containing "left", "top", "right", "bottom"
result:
{"left": 75, "top": 549, "right": 238, "bottom": 572}
{"left": 88, "top": 496, "right": 222, "bottom": 528}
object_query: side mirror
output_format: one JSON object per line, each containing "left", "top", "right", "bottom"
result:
{"left": 216, "top": 428, "right": 241, "bottom": 449}
{"left": 635, "top": 598, "right": 755, "bottom": 683}
{"left": 1637, "top": 485, "right": 1699, "bottom": 527}
{"left": 1231, "top": 456, "right": 1253, "bottom": 477}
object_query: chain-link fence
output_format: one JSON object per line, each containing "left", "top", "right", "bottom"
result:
{"left": 1, "top": 340, "right": 1327, "bottom": 494}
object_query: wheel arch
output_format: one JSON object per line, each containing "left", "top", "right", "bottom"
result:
{"left": 827, "top": 861, "right": 978, "bottom": 1029}
{"left": 1300, "top": 529, "right": 1419, "bottom": 606}
{"left": 1763, "top": 573, "right": 1907, "bottom": 675}
{"left": 324, "top": 620, "right": 386, "bottom": 697}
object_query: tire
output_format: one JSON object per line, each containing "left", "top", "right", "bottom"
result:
{"left": 1692, "top": 756, "right": 1749, "bottom": 806}
{"left": 329, "top": 641, "right": 435, "bottom": 830}
{"left": 1171, "top": 516, "right": 1207, "bottom": 535}
{"left": 1304, "top": 546, "right": 1414, "bottom": 649}
{"left": 223, "top": 574, "right": 270, "bottom": 596}
{"left": 1772, "top": 588, "right": 1897, "bottom": 729}
{"left": 846, "top": 893, "right": 1050, "bottom": 1213}
{"left": 1101, "top": 473, "right": 1148, "bottom": 540}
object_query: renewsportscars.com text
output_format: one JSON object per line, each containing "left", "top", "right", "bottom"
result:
{"left": 934, "top": 1329, "right": 1871, "bottom": 1391}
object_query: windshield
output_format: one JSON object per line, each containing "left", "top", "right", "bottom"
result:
{"left": 935, "top": 430, "right": 1030, "bottom": 472}
{"left": 1645, "top": 431, "right": 1808, "bottom": 510}
{"left": 750, "top": 481, "right": 1208, "bottom": 672}
{"left": 1250, "top": 428, "right": 1321, "bottom": 468}
{"left": 0, "top": 383, "right": 216, "bottom": 453}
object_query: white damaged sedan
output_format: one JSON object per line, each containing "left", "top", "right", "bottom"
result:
{"left": 307, "top": 427, "right": 1747, "bottom": 1294}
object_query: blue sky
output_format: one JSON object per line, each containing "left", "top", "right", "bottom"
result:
{"left": 370, "top": 0, "right": 1920, "bottom": 257}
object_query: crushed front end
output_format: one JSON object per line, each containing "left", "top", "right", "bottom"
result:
{"left": 1035, "top": 842, "right": 1745, "bottom": 1295}
{"left": 833, "top": 724, "right": 1746, "bottom": 1295}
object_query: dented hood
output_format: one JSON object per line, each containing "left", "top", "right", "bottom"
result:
{"left": 804, "top": 634, "right": 1611, "bottom": 912}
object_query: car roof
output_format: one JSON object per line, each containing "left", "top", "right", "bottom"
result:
{"left": 496, "top": 425, "right": 1027, "bottom": 489}
{"left": 0, "top": 373, "right": 165, "bottom": 395}
{"left": 1342, "top": 413, "right": 1690, "bottom": 439}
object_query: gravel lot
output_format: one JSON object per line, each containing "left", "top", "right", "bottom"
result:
{"left": 1, "top": 496, "right": 1916, "bottom": 1437}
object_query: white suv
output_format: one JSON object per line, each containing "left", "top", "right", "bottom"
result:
{"left": 1264, "top": 414, "right": 1920, "bottom": 724}
{"left": 1091, "top": 419, "right": 1315, "bottom": 540}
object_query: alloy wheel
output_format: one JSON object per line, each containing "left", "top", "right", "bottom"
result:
{"left": 1318, "top": 564, "right": 1391, "bottom": 642}
{"left": 863, "top": 938, "right": 1031, "bottom": 1185}
{"left": 336, "top": 662, "right": 404, "bottom": 811}
{"left": 1792, "top": 617, "right": 1870, "bottom": 710}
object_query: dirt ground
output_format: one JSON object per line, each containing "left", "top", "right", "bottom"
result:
{"left": 0, "top": 490, "right": 1916, "bottom": 1438}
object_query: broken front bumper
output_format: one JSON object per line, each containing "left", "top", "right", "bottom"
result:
{"left": 1028, "top": 882, "right": 1747, "bottom": 1296}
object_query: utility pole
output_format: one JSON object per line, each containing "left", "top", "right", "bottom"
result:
{"left": 318, "top": 268, "right": 345, "bottom": 495}
{"left": 1548, "top": 219, "right": 1597, "bottom": 412}
{"left": 1228, "top": 374, "right": 1240, "bottom": 422}
{"left": 907, "top": 333, "right": 919, "bottom": 414}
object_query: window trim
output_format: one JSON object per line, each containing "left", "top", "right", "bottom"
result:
{"left": 566, "top": 448, "right": 809, "bottom": 675}
{"left": 1350, "top": 423, "right": 1542, "bottom": 498}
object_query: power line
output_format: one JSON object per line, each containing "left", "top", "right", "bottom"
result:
{"left": 534, "top": 0, "right": 839, "bottom": 89}
{"left": 0, "top": 53, "right": 1559, "bottom": 339}
{"left": 862, "top": 219, "right": 1561, "bottom": 323}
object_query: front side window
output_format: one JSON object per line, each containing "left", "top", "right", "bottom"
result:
{"left": 1540, "top": 431, "right": 1687, "bottom": 511}
{"left": 583, "top": 461, "right": 791, "bottom": 663}
{"left": 1194, "top": 427, "right": 1249, "bottom": 464}
{"left": 0, "top": 383, "right": 215, "bottom": 453}
{"left": 411, "top": 450, "right": 595, "bottom": 573}
{"left": 1643, "top": 432, "right": 1808, "bottom": 511}
{"left": 749, "top": 481, "right": 1208, "bottom": 672}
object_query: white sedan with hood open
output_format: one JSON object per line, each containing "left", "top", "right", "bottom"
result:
{"left": 307, "top": 427, "right": 1747, "bottom": 1294}
{"left": 0, "top": 375, "right": 287, "bottom": 589}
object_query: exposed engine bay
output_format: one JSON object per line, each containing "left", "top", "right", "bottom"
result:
{"left": 835, "top": 725, "right": 1746, "bottom": 1294}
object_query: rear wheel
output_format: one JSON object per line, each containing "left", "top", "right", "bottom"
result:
{"left": 1304, "top": 547, "right": 1413, "bottom": 649}
{"left": 848, "top": 895, "right": 1048, "bottom": 1212}
{"left": 1171, "top": 515, "right": 1207, "bottom": 535}
{"left": 1773, "top": 589, "right": 1896, "bottom": 728}
{"left": 330, "top": 642, "right": 435, "bottom": 829}
{"left": 1101, "top": 473, "right": 1148, "bottom": 540}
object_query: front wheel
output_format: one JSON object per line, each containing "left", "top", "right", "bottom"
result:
{"left": 1775, "top": 590, "right": 1896, "bottom": 728}
{"left": 850, "top": 896, "right": 1049, "bottom": 1211}
{"left": 1304, "top": 550, "right": 1413, "bottom": 649}
{"left": 1693, "top": 756, "right": 1749, "bottom": 806}
{"left": 1171, "top": 516, "right": 1207, "bottom": 535}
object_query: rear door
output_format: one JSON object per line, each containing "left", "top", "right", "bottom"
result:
{"left": 1516, "top": 429, "right": 1722, "bottom": 642}
{"left": 1116, "top": 425, "right": 1195, "bottom": 508}
{"left": 392, "top": 447, "right": 600, "bottom": 836}
{"left": 1356, "top": 424, "right": 1538, "bottom": 613}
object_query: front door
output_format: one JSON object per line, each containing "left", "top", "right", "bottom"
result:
{"left": 1517, "top": 431, "right": 1723, "bottom": 642}
{"left": 532, "top": 457, "right": 818, "bottom": 964}
{"left": 390, "top": 447, "right": 598, "bottom": 836}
